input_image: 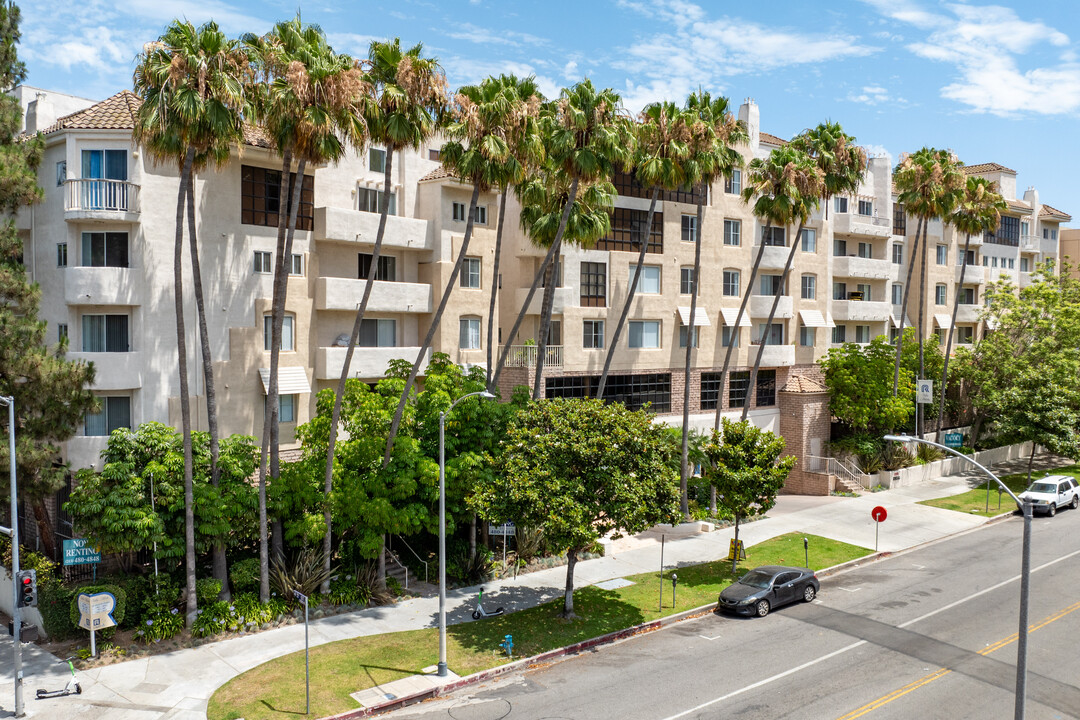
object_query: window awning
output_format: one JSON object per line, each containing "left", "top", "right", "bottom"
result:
{"left": 799, "top": 309, "right": 827, "bottom": 328}
{"left": 258, "top": 367, "right": 312, "bottom": 395}
{"left": 825, "top": 312, "right": 836, "bottom": 328}
{"left": 890, "top": 313, "right": 908, "bottom": 328}
{"left": 677, "top": 306, "right": 711, "bottom": 326}
{"left": 719, "top": 307, "right": 752, "bottom": 327}
{"left": 934, "top": 313, "right": 953, "bottom": 329}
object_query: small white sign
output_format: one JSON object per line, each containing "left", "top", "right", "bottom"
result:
{"left": 488, "top": 522, "right": 516, "bottom": 537}
{"left": 77, "top": 592, "right": 117, "bottom": 631}
{"left": 916, "top": 379, "right": 933, "bottom": 404}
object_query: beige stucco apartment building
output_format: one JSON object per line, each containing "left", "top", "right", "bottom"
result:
{"left": 14, "top": 88, "right": 1071, "bottom": 491}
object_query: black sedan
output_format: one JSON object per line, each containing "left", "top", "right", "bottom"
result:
{"left": 717, "top": 565, "right": 819, "bottom": 618}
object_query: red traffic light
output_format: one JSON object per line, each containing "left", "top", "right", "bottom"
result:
{"left": 21, "top": 577, "right": 31, "bottom": 585}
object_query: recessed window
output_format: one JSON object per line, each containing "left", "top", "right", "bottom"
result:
{"left": 84, "top": 396, "right": 131, "bottom": 436}
{"left": 1044, "top": 227, "right": 1058, "bottom": 240}
{"left": 254, "top": 251, "right": 272, "bottom": 274}
{"left": 241, "top": 165, "right": 314, "bottom": 231}
{"left": 369, "top": 148, "right": 386, "bottom": 173}
{"left": 452, "top": 202, "right": 467, "bottom": 222}
{"left": 629, "top": 321, "right": 660, "bottom": 349}
{"left": 799, "top": 326, "right": 816, "bottom": 347}
{"left": 936, "top": 244, "right": 948, "bottom": 265}
{"left": 756, "top": 323, "right": 784, "bottom": 345}
{"left": 359, "top": 318, "right": 396, "bottom": 347}
{"left": 679, "top": 326, "right": 699, "bottom": 348}
{"left": 1007, "top": 257, "right": 1015, "bottom": 269}
{"left": 724, "top": 169, "right": 741, "bottom": 195}
{"left": 801, "top": 275, "right": 816, "bottom": 300}
{"left": 858, "top": 199, "right": 873, "bottom": 216}
{"left": 631, "top": 264, "right": 661, "bottom": 295}
{"left": 358, "top": 187, "right": 396, "bottom": 215}
{"left": 857, "top": 284, "right": 872, "bottom": 302}
{"left": 992, "top": 257, "right": 999, "bottom": 268}
{"left": 279, "top": 394, "right": 297, "bottom": 423}
{"left": 724, "top": 219, "right": 741, "bottom": 246}
{"left": 722, "top": 326, "right": 739, "bottom": 347}
{"left": 58, "top": 323, "right": 68, "bottom": 342}
{"left": 935, "top": 284, "right": 947, "bottom": 305}
{"left": 800, "top": 229, "right": 816, "bottom": 252}
{"left": 723, "top": 270, "right": 740, "bottom": 297}
{"left": 583, "top": 320, "right": 604, "bottom": 349}
{"left": 728, "top": 371, "right": 750, "bottom": 408}
{"left": 834, "top": 196, "right": 848, "bottom": 213}
{"left": 289, "top": 254, "right": 304, "bottom": 276}
{"left": 762, "top": 227, "right": 786, "bottom": 247}
{"left": 57, "top": 242, "right": 68, "bottom": 267}
{"left": 545, "top": 321, "right": 562, "bottom": 346}
{"left": 756, "top": 369, "right": 776, "bottom": 407}
{"left": 596, "top": 208, "right": 663, "bottom": 253}
{"left": 959, "top": 287, "right": 976, "bottom": 305}
{"left": 56, "top": 160, "right": 66, "bottom": 187}
{"left": 461, "top": 257, "right": 482, "bottom": 288}
{"left": 893, "top": 203, "right": 906, "bottom": 235}
{"left": 892, "top": 283, "right": 903, "bottom": 305}
{"left": 892, "top": 244, "right": 903, "bottom": 264}
{"left": 681, "top": 215, "right": 697, "bottom": 242}
{"left": 833, "top": 282, "right": 848, "bottom": 301}
{"left": 680, "top": 267, "right": 697, "bottom": 295}
{"left": 855, "top": 325, "right": 872, "bottom": 344}
{"left": 580, "top": 262, "right": 606, "bottom": 307}
{"left": 81, "top": 232, "right": 128, "bottom": 268}
{"left": 474, "top": 205, "right": 487, "bottom": 225}
{"left": 459, "top": 317, "right": 481, "bottom": 349}
{"left": 832, "top": 325, "right": 847, "bottom": 344}
{"left": 957, "top": 326, "right": 974, "bottom": 344}
{"left": 264, "top": 314, "right": 295, "bottom": 352}
{"left": 833, "top": 239, "right": 847, "bottom": 257}
{"left": 359, "top": 253, "right": 396, "bottom": 281}
{"left": 81, "top": 314, "right": 129, "bottom": 352}
{"left": 1020, "top": 257, "right": 1029, "bottom": 272}
{"left": 759, "top": 275, "right": 784, "bottom": 296}
{"left": 428, "top": 148, "right": 441, "bottom": 161}
{"left": 858, "top": 242, "right": 872, "bottom": 259}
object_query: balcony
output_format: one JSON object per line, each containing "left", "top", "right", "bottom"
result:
{"left": 515, "top": 286, "right": 575, "bottom": 315}
{"left": 499, "top": 344, "right": 563, "bottom": 369}
{"left": 832, "top": 255, "right": 892, "bottom": 280}
{"left": 748, "top": 343, "right": 795, "bottom": 367}
{"left": 831, "top": 300, "right": 892, "bottom": 322}
{"left": 65, "top": 436, "right": 110, "bottom": 470}
{"left": 754, "top": 244, "right": 792, "bottom": 271}
{"left": 748, "top": 294, "right": 793, "bottom": 318}
{"left": 64, "top": 267, "right": 141, "bottom": 306}
{"left": 316, "top": 346, "right": 430, "bottom": 380}
{"left": 833, "top": 213, "right": 891, "bottom": 238}
{"left": 1019, "top": 271, "right": 1033, "bottom": 288}
{"left": 64, "top": 179, "right": 140, "bottom": 223}
{"left": 956, "top": 264, "right": 987, "bottom": 284}
{"left": 1019, "top": 235, "right": 1040, "bottom": 253}
{"left": 315, "top": 277, "right": 432, "bottom": 313}
{"left": 68, "top": 352, "right": 144, "bottom": 390}
{"left": 954, "top": 305, "right": 982, "bottom": 324}
{"left": 314, "top": 206, "right": 430, "bottom": 250}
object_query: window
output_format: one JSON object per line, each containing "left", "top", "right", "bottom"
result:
{"left": 889, "top": 327, "right": 901, "bottom": 344}
{"left": 1007, "top": 258, "right": 1015, "bottom": 269}
{"left": 57, "top": 242, "right": 67, "bottom": 267}
{"left": 461, "top": 257, "right": 482, "bottom": 288}
{"left": 84, "top": 396, "right": 131, "bottom": 436}
{"left": 893, "top": 203, "right": 906, "bottom": 235}
{"left": 580, "top": 262, "right": 607, "bottom": 307}
{"left": 679, "top": 326, "right": 699, "bottom": 348}
{"left": 892, "top": 283, "right": 903, "bottom": 305}
{"left": 254, "top": 251, "right": 272, "bottom": 274}
{"left": 595, "top": 208, "right": 663, "bottom": 253}
{"left": 289, "top": 254, "right": 304, "bottom": 276}
{"left": 681, "top": 215, "right": 697, "bottom": 242}
{"left": 986, "top": 215, "right": 1020, "bottom": 246}
{"left": 935, "top": 284, "right": 947, "bottom": 305}
{"left": 541, "top": 258, "right": 564, "bottom": 288}
{"left": 81, "top": 149, "right": 126, "bottom": 184}
{"left": 1020, "top": 257, "right": 1030, "bottom": 272}
{"left": 762, "top": 226, "right": 786, "bottom": 247}
{"left": 857, "top": 242, "right": 873, "bottom": 259}
{"left": 855, "top": 325, "right": 872, "bottom": 344}
{"left": 680, "top": 267, "right": 697, "bottom": 295}
{"left": 892, "top": 244, "right": 903, "bottom": 264}
{"left": 628, "top": 321, "right": 661, "bottom": 349}
{"left": 723, "top": 270, "right": 740, "bottom": 297}
{"left": 58, "top": 323, "right": 68, "bottom": 342}
{"left": 545, "top": 321, "right": 562, "bottom": 347}
{"left": 722, "top": 326, "right": 738, "bottom": 347}
{"left": 611, "top": 169, "right": 704, "bottom": 204}
{"left": 759, "top": 275, "right": 784, "bottom": 296}
{"left": 358, "top": 187, "right": 396, "bottom": 215}
{"left": 728, "top": 371, "right": 750, "bottom": 408}
{"left": 1021, "top": 221, "right": 1030, "bottom": 237}
{"left": 700, "top": 372, "right": 723, "bottom": 410}
{"left": 241, "top": 165, "right": 314, "bottom": 231}
{"left": 800, "top": 229, "right": 816, "bottom": 252}
{"left": 630, "top": 264, "right": 661, "bottom": 294}
{"left": 279, "top": 394, "right": 297, "bottom": 423}
{"left": 858, "top": 199, "right": 873, "bottom": 216}
{"left": 857, "top": 283, "right": 872, "bottom": 302}
{"left": 546, "top": 372, "right": 672, "bottom": 412}
{"left": 1043, "top": 227, "right": 1058, "bottom": 240}
{"left": 81, "top": 314, "right": 129, "bottom": 352}
{"left": 359, "top": 253, "right": 396, "bottom": 281}
{"left": 801, "top": 275, "right": 816, "bottom": 300}
{"left": 724, "top": 219, "right": 741, "bottom": 246}
{"left": 936, "top": 244, "right": 948, "bottom": 265}
{"left": 833, "top": 239, "right": 847, "bottom": 257}
{"left": 799, "top": 326, "right": 816, "bottom": 347}
{"left": 583, "top": 320, "right": 604, "bottom": 349}
{"left": 958, "top": 249, "right": 976, "bottom": 266}
{"left": 957, "top": 326, "right": 974, "bottom": 344}
{"left": 756, "top": 369, "right": 776, "bottom": 407}
{"left": 459, "top": 317, "right": 481, "bottom": 349}
{"left": 428, "top": 148, "right": 441, "bottom": 161}
{"left": 81, "top": 232, "right": 128, "bottom": 268}
{"left": 834, "top": 196, "right": 848, "bottom": 213}
{"left": 359, "top": 318, "right": 396, "bottom": 347}
{"left": 755, "top": 323, "right": 783, "bottom": 345}
{"left": 992, "top": 257, "right": 998, "bottom": 268}
{"left": 56, "top": 160, "right": 66, "bottom": 187}
{"left": 724, "top": 169, "right": 741, "bottom": 194}
{"left": 832, "top": 325, "right": 847, "bottom": 344}
{"left": 263, "top": 314, "right": 295, "bottom": 352}
{"left": 982, "top": 256, "right": 989, "bottom": 267}
{"left": 833, "top": 282, "right": 847, "bottom": 301}
{"left": 959, "top": 287, "right": 976, "bottom": 305}
{"left": 452, "top": 202, "right": 467, "bottom": 221}
{"left": 369, "top": 148, "right": 386, "bottom": 173}
{"left": 473, "top": 205, "right": 487, "bottom": 225}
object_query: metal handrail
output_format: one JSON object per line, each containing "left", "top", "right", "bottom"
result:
{"left": 385, "top": 547, "right": 409, "bottom": 590}
{"left": 391, "top": 534, "right": 429, "bottom": 584}
{"left": 806, "top": 455, "right": 872, "bottom": 490}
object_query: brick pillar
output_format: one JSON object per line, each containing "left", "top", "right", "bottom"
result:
{"left": 778, "top": 383, "right": 832, "bottom": 495}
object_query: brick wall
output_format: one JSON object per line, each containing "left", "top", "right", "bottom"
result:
{"left": 778, "top": 386, "right": 832, "bottom": 495}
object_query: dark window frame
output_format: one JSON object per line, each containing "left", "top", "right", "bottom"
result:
{"left": 580, "top": 261, "right": 607, "bottom": 307}
{"left": 241, "top": 165, "right": 314, "bottom": 231}
{"left": 595, "top": 207, "right": 663, "bottom": 254}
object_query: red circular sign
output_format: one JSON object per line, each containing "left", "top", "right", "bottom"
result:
{"left": 871, "top": 506, "right": 888, "bottom": 522}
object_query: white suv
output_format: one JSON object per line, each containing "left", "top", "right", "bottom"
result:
{"left": 1019, "top": 475, "right": 1079, "bottom": 517}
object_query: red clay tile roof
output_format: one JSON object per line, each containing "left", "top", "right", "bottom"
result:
{"left": 242, "top": 124, "right": 273, "bottom": 149}
{"left": 39, "top": 90, "right": 140, "bottom": 134}
{"left": 962, "top": 162, "right": 1017, "bottom": 175}
{"left": 758, "top": 131, "right": 788, "bottom": 146}
{"left": 1039, "top": 203, "right": 1071, "bottom": 221}
{"left": 780, "top": 375, "right": 826, "bottom": 393}
{"left": 419, "top": 165, "right": 455, "bottom": 182}
{"left": 1005, "top": 199, "right": 1033, "bottom": 214}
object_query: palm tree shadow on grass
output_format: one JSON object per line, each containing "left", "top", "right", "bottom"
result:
{"left": 259, "top": 700, "right": 307, "bottom": 715}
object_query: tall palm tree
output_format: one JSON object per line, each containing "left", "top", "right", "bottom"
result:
{"left": 936, "top": 176, "right": 1005, "bottom": 431}
{"left": 739, "top": 146, "right": 824, "bottom": 423}
{"left": 246, "top": 16, "right": 369, "bottom": 601}
{"left": 679, "top": 91, "right": 745, "bottom": 516}
{"left": 133, "top": 19, "right": 246, "bottom": 622}
{"left": 597, "top": 101, "right": 692, "bottom": 399}
{"left": 891, "top": 148, "right": 964, "bottom": 438}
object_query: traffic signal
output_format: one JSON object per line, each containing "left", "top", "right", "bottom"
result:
{"left": 15, "top": 569, "right": 36, "bottom": 608}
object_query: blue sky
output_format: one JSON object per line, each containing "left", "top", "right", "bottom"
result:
{"left": 19, "top": 0, "right": 1080, "bottom": 215}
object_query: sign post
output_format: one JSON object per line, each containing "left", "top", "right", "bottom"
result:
{"left": 63, "top": 538, "right": 102, "bottom": 567}
{"left": 293, "top": 590, "right": 310, "bottom": 715}
{"left": 488, "top": 522, "right": 515, "bottom": 575}
{"left": 871, "top": 506, "right": 888, "bottom": 552}
{"left": 76, "top": 591, "right": 117, "bottom": 658}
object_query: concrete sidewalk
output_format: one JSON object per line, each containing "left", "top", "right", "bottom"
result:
{"left": 0, "top": 455, "right": 1064, "bottom": 719}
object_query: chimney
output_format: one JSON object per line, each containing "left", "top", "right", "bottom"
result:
{"left": 1023, "top": 185, "right": 1039, "bottom": 209}
{"left": 738, "top": 97, "right": 759, "bottom": 149}
{"left": 25, "top": 92, "right": 54, "bottom": 134}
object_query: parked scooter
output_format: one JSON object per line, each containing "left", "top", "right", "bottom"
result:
{"left": 36, "top": 656, "right": 82, "bottom": 698}
{"left": 471, "top": 587, "right": 504, "bottom": 620}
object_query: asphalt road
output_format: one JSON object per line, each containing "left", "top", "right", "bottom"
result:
{"left": 388, "top": 508, "right": 1080, "bottom": 720}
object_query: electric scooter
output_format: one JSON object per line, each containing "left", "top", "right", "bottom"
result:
{"left": 36, "top": 656, "right": 82, "bottom": 698}
{"left": 470, "top": 587, "right": 504, "bottom": 620}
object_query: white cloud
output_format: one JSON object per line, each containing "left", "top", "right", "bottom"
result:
{"left": 846, "top": 84, "right": 896, "bottom": 105}
{"left": 443, "top": 22, "right": 547, "bottom": 48}
{"left": 563, "top": 60, "right": 578, "bottom": 80}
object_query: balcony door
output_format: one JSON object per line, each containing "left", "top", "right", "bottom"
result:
{"left": 81, "top": 150, "right": 128, "bottom": 210}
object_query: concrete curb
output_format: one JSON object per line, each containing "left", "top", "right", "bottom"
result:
{"left": 320, "top": 510, "right": 1022, "bottom": 719}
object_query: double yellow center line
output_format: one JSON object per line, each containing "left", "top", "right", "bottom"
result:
{"left": 837, "top": 599, "right": 1080, "bottom": 719}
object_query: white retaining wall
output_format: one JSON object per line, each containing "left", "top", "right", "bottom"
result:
{"left": 877, "top": 441, "right": 1035, "bottom": 489}
{"left": 0, "top": 565, "right": 47, "bottom": 637}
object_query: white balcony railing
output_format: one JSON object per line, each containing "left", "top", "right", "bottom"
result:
{"left": 64, "top": 266, "right": 142, "bottom": 306}
{"left": 315, "top": 277, "right": 432, "bottom": 313}
{"left": 831, "top": 299, "right": 893, "bottom": 323}
{"left": 500, "top": 344, "right": 563, "bottom": 369}
{"left": 68, "top": 351, "right": 144, "bottom": 390}
{"left": 314, "top": 206, "right": 431, "bottom": 250}
{"left": 832, "top": 255, "right": 892, "bottom": 280}
{"left": 746, "top": 343, "right": 795, "bottom": 367}
{"left": 753, "top": 244, "right": 791, "bottom": 270}
{"left": 64, "top": 179, "right": 140, "bottom": 219}
{"left": 748, "top": 294, "right": 793, "bottom": 318}
{"left": 316, "top": 346, "right": 429, "bottom": 380}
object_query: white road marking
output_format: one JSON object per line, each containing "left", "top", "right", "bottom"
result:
{"left": 658, "top": 546, "right": 1080, "bottom": 720}
{"left": 698, "top": 634, "right": 723, "bottom": 641}
{"left": 838, "top": 587, "right": 862, "bottom": 592}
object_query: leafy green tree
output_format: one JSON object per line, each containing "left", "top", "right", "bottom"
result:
{"left": 475, "top": 398, "right": 680, "bottom": 618}
{"left": 702, "top": 419, "right": 794, "bottom": 573}
{"left": 819, "top": 334, "right": 916, "bottom": 435}
{"left": 0, "top": 0, "right": 96, "bottom": 559}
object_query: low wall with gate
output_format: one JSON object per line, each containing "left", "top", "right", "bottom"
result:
{"left": 876, "top": 441, "right": 1035, "bottom": 489}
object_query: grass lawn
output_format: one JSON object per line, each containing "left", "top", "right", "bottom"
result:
{"left": 918, "top": 464, "right": 1080, "bottom": 517}
{"left": 208, "top": 532, "right": 870, "bottom": 720}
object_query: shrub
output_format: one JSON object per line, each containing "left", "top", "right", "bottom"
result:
{"left": 135, "top": 605, "right": 184, "bottom": 644}
{"left": 191, "top": 601, "right": 239, "bottom": 638}
{"left": 191, "top": 594, "right": 289, "bottom": 638}
{"left": 68, "top": 584, "right": 127, "bottom": 640}
{"left": 448, "top": 543, "right": 494, "bottom": 585}
{"left": 196, "top": 578, "right": 222, "bottom": 606}
{"left": 880, "top": 442, "right": 916, "bottom": 471}
{"left": 916, "top": 443, "right": 947, "bottom": 464}
{"left": 270, "top": 547, "right": 335, "bottom": 601}
{"left": 327, "top": 573, "right": 370, "bottom": 607}
{"left": 229, "top": 557, "right": 261, "bottom": 595}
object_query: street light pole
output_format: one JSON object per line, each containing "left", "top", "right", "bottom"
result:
{"left": 1, "top": 395, "right": 23, "bottom": 717}
{"left": 438, "top": 390, "right": 494, "bottom": 678}
{"left": 884, "top": 434, "right": 1031, "bottom": 720}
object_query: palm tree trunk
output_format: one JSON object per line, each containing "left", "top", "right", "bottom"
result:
{"left": 713, "top": 225, "right": 770, "bottom": 431}
{"left": 486, "top": 186, "right": 508, "bottom": 391}
{"left": 383, "top": 183, "right": 483, "bottom": 466}
{"left": 562, "top": 546, "right": 579, "bottom": 619}
{"left": 185, "top": 173, "right": 228, "bottom": 601}
{"left": 490, "top": 178, "right": 579, "bottom": 392}
{"left": 176, "top": 149, "right": 198, "bottom": 627}
{"left": 679, "top": 190, "right": 705, "bottom": 520}
{"left": 743, "top": 222, "right": 805, "bottom": 422}
{"left": 322, "top": 149, "right": 396, "bottom": 593}
{"left": 258, "top": 418, "right": 270, "bottom": 603}
{"left": 532, "top": 257, "right": 559, "bottom": 400}
{"left": 892, "top": 216, "right": 924, "bottom": 395}
{"left": 916, "top": 217, "right": 929, "bottom": 438}
{"left": 598, "top": 186, "right": 660, "bottom": 399}
{"left": 937, "top": 233, "right": 971, "bottom": 433}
